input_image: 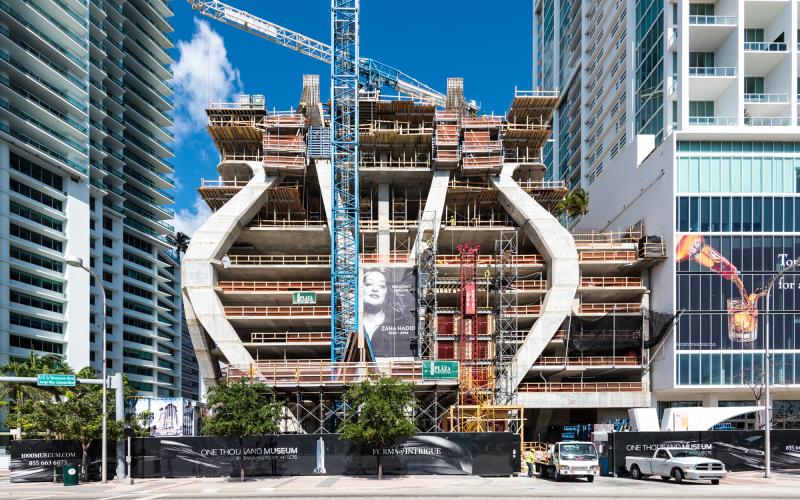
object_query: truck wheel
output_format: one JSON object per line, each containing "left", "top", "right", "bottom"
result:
{"left": 630, "top": 465, "right": 642, "bottom": 480}
{"left": 586, "top": 475, "right": 594, "bottom": 483}
{"left": 672, "top": 468, "right": 684, "bottom": 484}
{"left": 711, "top": 479, "right": 720, "bottom": 485}
{"left": 660, "top": 476, "right": 671, "bottom": 481}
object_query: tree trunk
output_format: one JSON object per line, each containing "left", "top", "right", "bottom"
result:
{"left": 81, "top": 442, "right": 90, "bottom": 481}
{"left": 239, "top": 437, "right": 245, "bottom": 482}
{"left": 378, "top": 454, "right": 382, "bottom": 480}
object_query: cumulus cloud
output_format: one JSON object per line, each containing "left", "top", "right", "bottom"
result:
{"left": 171, "top": 196, "right": 212, "bottom": 237}
{"left": 172, "top": 19, "right": 242, "bottom": 141}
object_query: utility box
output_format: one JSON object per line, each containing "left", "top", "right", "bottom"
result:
{"left": 63, "top": 464, "right": 79, "bottom": 486}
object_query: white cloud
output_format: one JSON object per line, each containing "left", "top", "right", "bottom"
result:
{"left": 171, "top": 196, "right": 212, "bottom": 237}
{"left": 172, "top": 19, "right": 242, "bottom": 141}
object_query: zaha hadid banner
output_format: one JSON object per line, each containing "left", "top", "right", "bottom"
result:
{"left": 359, "top": 265, "right": 417, "bottom": 361}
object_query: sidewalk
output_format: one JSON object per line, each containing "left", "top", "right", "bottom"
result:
{"left": 1, "top": 472, "right": 799, "bottom": 499}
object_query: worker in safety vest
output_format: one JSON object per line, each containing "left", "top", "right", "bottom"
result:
{"left": 524, "top": 449, "right": 536, "bottom": 477}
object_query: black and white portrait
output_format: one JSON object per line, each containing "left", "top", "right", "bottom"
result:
{"left": 359, "top": 266, "right": 416, "bottom": 360}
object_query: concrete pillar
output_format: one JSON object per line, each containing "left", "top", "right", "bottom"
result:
{"left": 112, "top": 373, "right": 125, "bottom": 480}
{"left": 702, "top": 393, "right": 719, "bottom": 408}
{"left": 314, "top": 160, "right": 333, "bottom": 235}
{"left": 64, "top": 173, "right": 91, "bottom": 370}
{"left": 410, "top": 170, "right": 450, "bottom": 261}
{"left": 377, "top": 183, "right": 390, "bottom": 257}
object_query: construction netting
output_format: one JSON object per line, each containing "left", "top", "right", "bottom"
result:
{"left": 561, "top": 309, "right": 680, "bottom": 354}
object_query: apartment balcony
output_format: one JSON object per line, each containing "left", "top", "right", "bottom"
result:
{"left": 688, "top": 67, "right": 735, "bottom": 99}
{"left": 745, "top": 43, "right": 788, "bottom": 74}
{"left": 688, "top": 116, "right": 738, "bottom": 126}
{"left": 744, "top": 116, "right": 791, "bottom": 126}
{"left": 688, "top": 17, "right": 736, "bottom": 51}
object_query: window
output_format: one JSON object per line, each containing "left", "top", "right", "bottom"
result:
{"left": 124, "top": 267, "right": 153, "bottom": 285}
{"left": 10, "top": 202, "right": 63, "bottom": 231}
{"left": 11, "top": 224, "right": 62, "bottom": 252}
{"left": 124, "top": 364, "right": 152, "bottom": 377}
{"left": 10, "top": 334, "right": 63, "bottom": 354}
{"left": 689, "top": 3, "right": 713, "bottom": 16}
{"left": 10, "top": 246, "right": 62, "bottom": 272}
{"left": 745, "top": 77, "right": 764, "bottom": 94}
{"left": 10, "top": 290, "right": 63, "bottom": 313}
{"left": 10, "top": 312, "right": 63, "bottom": 333}
{"left": 10, "top": 268, "right": 63, "bottom": 293}
{"left": 124, "top": 233, "right": 153, "bottom": 253}
{"left": 655, "top": 450, "right": 670, "bottom": 459}
{"left": 745, "top": 28, "right": 764, "bottom": 43}
{"left": 124, "top": 332, "right": 152, "bottom": 346}
{"left": 10, "top": 153, "right": 63, "bottom": 190}
{"left": 103, "top": 216, "right": 113, "bottom": 231}
{"left": 10, "top": 180, "right": 62, "bottom": 211}
{"left": 124, "top": 315, "right": 152, "bottom": 331}
{"left": 689, "top": 52, "right": 714, "bottom": 67}
{"left": 103, "top": 236, "right": 113, "bottom": 249}
{"left": 130, "top": 381, "right": 153, "bottom": 392}
{"left": 124, "top": 348, "right": 153, "bottom": 361}
{"left": 689, "top": 101, "right": 714, "bottom": 117}
{"left": 124, "top": 283, "right": 153, "bottom": 300}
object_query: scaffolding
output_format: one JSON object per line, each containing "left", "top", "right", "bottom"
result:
{"left": 494, "top": 230, "right": 519, "bottom": 405}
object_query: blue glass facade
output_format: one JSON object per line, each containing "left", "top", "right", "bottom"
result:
{"left": 674, "top": 141, "right": 800, "bottom": 386}
{"left": 635, "top": 0, "right": 664, "bottom": 141}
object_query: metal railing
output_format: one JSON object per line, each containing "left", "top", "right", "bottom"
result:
{"left": 744, "top": 93, "right": 788, "bottom": 103}
{"left": 688, "top": 15, "right": 735, "bottom": 25}
{"left": 248, "top": 332, "right": 330, "bottom": 343}
{"left": 514, "top": 280, "right": 548, "bottom": 291}
{"left": 218, "top": 281, "right": 330, "bottom": 292}
{"left": 249, "top": 219, "right": 326, "bottom": 228}
{"left": 224, "top": 306, "right": 331, "bottom": 317}
{"left": 689, "top": 116, "right": 738, "bottom": 126}
{"left": 518, "top": 381, "right": 644, "bottom": 393}
{"left": 745, "top": 117, "right": 791, "bottom": 126}
{"left": 580, "top": 277, "right": 643, "bottom": 287}
{"left": 225, "top": 360, "right": 441, "bottom": 385}
{"left": 688, "top": 67, "right": 735, "bottom": 77}
{"left": 532, "top": 355, "right": 641, "bottom": 367}
{"left": 572, "top": 229, "right": 641, "bottom": 245}
{"left": 744, "top": 42, "right": 787, "bottom": 52}
{"left": 579, "top": 303, "right": 642, "bottom": 314}
{"left": 435, "top": 254, "right": 544, "bottom": 265}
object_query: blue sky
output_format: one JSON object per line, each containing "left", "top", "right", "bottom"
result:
{"left": 169, "top": 0, "right": 534, "bottom": 233}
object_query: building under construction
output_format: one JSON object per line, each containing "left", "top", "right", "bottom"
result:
{"left": 181, "top": 75, "right": 667, "bottom": 441}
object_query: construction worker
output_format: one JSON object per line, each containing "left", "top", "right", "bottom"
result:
{"left": 524, "top": 448, "right": 536, "bottom": 477}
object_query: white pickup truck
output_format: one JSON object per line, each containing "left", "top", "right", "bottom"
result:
{"left": 625, "top": 447, "right": 727, "bottom": 484}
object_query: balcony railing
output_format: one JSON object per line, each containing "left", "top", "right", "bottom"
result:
{"left": 688, "top": 66, "right": 735, "bottom": 77}
{"left": 745, "top": 116, "right": 790, "bottom": 126}
{"left": 689, "top": 116, "right": 738, "bottom": 126}
{"left": 225, "top": 360, "right": 438, "bottom": 385}
{"left": 689, "top": 15, "right": 735, "bottom": 25}
{"left": 744, "top": 93, "right": 788, "bottom": 103}
{"left": 744, "top": 42, "right": 787, "bottom": 52}
{"left": 518, "top": 381, "right": 644, "bottom": 393}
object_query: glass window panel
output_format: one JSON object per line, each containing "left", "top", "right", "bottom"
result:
{"left": 722, "top": 197, "right": 731, "bottom": 231}
{"left": 690, "top": 354, "right": 701, "bottom": 385}
{"left": 701, "top": 354, "right": 711, "bottom": 384}
{"left": 678, "top": 158, "right": 690, "bottom": 192}
{"left": 743, "top": 197, "right": 753, "bottom": 232}
{"left": 679, "top": 355, "right": 690, "bottom": 385}
{"left": 711, "top": 197, "right": 721, "bottom": 231}
{"left": 751, "top": 157, "right": 762, "bottom": 192}
{"left": 679, "top": 197, "right": 689, "bottom": 231}
{"left": 784, "top": 198, "right": 793, "bottom": 232}
{"left": 775, "top": 197, "right": 784, "bottom": 232}
{"left": 710, "top": 158, "right": 721, "bottom": 192}
{"left": 732, "top": 158, "right": 742, "bottom": 192}
{"left": 701, "top": 197, "right": 711, "bottom": 231}
{"left": 764, "top": 197, "right": 773, "bottom": 232}
{"left": 753, "top": 197, "right": 763, "bottom": 231}
{"left": 762, "top": 157, "right": 772, "bottom": 192}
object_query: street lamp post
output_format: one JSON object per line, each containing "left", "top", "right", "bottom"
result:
{"left": 66, "top": 256, "right": 108, "bottom": 483}
{"left": 761, "top": 259, "right": 799, "bottom": 479}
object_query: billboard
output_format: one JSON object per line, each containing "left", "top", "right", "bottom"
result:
{"left": 134, "top": 397, "right": 185, "bottom": 437}
{"left": 359, "top": 265, "right": 417, "bottom": 360}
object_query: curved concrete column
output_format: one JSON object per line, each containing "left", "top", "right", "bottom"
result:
{"left": 409, "top": 169, "right": 451, "bottom": 263}
{"left": 181, "top": 161, "right": 276, "bottom": 386}
{"left": 491, "top": 164, "right": 579, "bottom": 393}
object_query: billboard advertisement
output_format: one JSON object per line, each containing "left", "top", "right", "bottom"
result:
{"left": 134, "top": 397, "right": 185, "bottom": 437}
{"left": 359, "top": 265, "right": 417, "bottom": 360}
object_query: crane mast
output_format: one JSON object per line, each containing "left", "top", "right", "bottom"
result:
{"left": 330, "top": 0, "right": 360, "bottom": 363}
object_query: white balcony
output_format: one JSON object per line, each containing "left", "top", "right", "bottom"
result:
{"left": 688, "top": 67, "right": 735, "bottom": 99}
{"left": 744, "top": 93, "right": 788, "bottom": 103}
{"left": 744, "top": 116, "right": 791, "bottom": 126}
{"left": 688, "top": 17, "right": 736, "bottom": 51}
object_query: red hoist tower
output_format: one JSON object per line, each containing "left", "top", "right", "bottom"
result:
{"left": 457, "top": 243, "right": 488, "bottom": 405}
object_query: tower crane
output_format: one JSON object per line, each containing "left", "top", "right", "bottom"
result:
{"left": 187, "top": 0, "right": 466, "bottom": 107}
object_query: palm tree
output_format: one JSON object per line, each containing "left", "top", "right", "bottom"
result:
{"left": 0, "top": 353, "right": 73, "bottom": 416}
{"left": 554, "top": 188, "right": 590, "bottom": 219}
{"left": 168, "top": 231, "right": 191, "bottom": 261}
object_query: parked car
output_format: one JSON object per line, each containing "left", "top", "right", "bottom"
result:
{"left": 625, "top": 447, "right": 726, "bottom": 484}
{"left": 536, "top": 441, "right": 599, "bottom": 482}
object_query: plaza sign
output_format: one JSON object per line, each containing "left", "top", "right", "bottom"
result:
{"left": 422, "top": 360, "right": 459, "bottom": 380}
{"left": 293, "top": 292, "right": 317, "bottom": 305}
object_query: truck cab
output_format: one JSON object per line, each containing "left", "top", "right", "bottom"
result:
{"left": 542, "top": 441, "right": 599, "bottom": 482}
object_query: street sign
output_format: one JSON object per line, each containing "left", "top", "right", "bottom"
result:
{"left": 36, "top": 374, "right": 76, "bottom": 387}
{"left": 293, "top": 291, "right": 317, "bottom": 305}
{"left": 422, "top": 360, "right": 459, "bottom": 380}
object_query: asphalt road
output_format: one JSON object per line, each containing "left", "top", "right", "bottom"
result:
{"left": 2, "top": 471, "right": 799, "bottom": 499}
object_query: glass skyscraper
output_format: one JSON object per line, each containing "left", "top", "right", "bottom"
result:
{"left": 0, "top": 0, "right": 181, "bottom": 397}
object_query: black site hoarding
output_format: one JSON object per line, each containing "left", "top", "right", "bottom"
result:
{"left": 12, "top": 433, "right": 519, "bottom": 481}
{"left": 610, "top": 430, "right": 800, "bottom": 475}
{"left": 10, "top": 439, "right": 114, "bottom": 483}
